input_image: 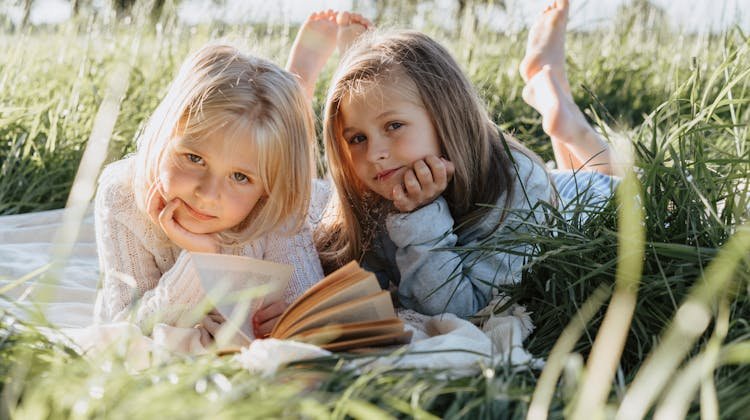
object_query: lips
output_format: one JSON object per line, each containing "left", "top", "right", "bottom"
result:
{"left": 182, "top": 200, "right": 216, "bottom": 221}
{"left": 374, "top": 167, "right": 402, "bottom": 182}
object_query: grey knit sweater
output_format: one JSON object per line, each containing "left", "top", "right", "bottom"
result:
{"left": 361, "top": 150, "right": 554, "bottom": 317}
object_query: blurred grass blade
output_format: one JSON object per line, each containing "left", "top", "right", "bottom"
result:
{"left": 526, "top": 284, "right": 611, "bottom": 420}
{"left": 0, "top": 264, "right": 49, "bottom": 295}
{"left": 616, "top": 223, "right": 750, "bottom": 419}
{"left": 24, "top": 60, "right": 132, "bottom": 325}
{"left": 570, "top": 139, "right": 645, "bottom": 418}
{"left": 50, "top": 60, "right": 131, "bottom": 270}
{"left": 653, "top": 298, "right": 731, "bottom": 420}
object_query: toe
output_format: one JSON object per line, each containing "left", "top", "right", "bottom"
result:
{"left": 336, "top": 11, "right": 351, "bottom": 25}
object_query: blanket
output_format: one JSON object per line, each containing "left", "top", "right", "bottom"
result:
{"left": 0, "top": 208, "right": 539, "bottom": 376}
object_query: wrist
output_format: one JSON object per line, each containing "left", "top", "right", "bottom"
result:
{"left": 386, "top": 196, "right": 454, "bottom": 247}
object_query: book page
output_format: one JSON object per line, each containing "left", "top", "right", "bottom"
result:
{"left": 322, "top": 330, "right": 413, "bottom": 352}
{"left": 279, "top": 290, "right": 396, "bottom": 338}
{"left": 189, "top": 252, "right": 292, "bottom": 341}
{"left": 274, "top": 271, "right": 380, "bottom": 337}
{"left": 290, "top": 318, "right": 405, "bottom": 344}
{"left": 272, "top": 260, "right": 363, "bottom": 336}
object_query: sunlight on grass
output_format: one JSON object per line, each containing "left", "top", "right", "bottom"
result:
{"left": 616, "top": 223, "right": 750, "bottom": 419}
{"left": 1, "top": 2, "right": 749, "bottom": 419}
{"left": 569, "top": 137, "right": 645, "bottom": 419}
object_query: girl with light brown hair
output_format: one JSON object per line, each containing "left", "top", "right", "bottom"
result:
{"left": 315, "top": 0, "right": 616, "bottom": 317}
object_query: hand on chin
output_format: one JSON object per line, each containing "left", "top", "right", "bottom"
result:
{"left": 158, "top": 198, "right": 221, "bottom": 254}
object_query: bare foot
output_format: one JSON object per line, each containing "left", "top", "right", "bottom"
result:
{"left": 336, "top": 11, "right": 372, "bottom": 55}
{"left": 286, "top": 9, "right": 338, "bottom": 99}
{"left": 519, "top": 0, "right": 571, "bottom": 97}
{"left": 522, "top": 65, "right": 587, "bottom": 142}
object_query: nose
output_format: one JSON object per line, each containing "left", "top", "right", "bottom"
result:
{"left": 365, "top": 134, "right": 389, "bottom": 163}
{"left": 194, "top": 173, "right": 221, "bottom": 203}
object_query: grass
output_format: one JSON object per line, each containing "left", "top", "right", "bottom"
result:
{"left": 1, "top": 2, "right": 749, "bottom": 419}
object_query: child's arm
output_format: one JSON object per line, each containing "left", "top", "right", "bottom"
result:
{"left": 94, "top": 164, "right": 206, "bottom": 333}
{"left": 385, "top": 157, "right": 553, "bottom": 317}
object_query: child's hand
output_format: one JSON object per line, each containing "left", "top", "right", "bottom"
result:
{"left": 146, "top": 181, "right": 220, "bottom": 253}
{"left": 194, "top": 309, "right": 226, "bottom": 347}
{"left": 392, "top": 156, "right": 455, "bottom": 212}
{"left": 252, "top": 300, "right": 288, "bottom": 338}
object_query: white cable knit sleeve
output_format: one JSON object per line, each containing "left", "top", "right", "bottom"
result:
{"left": 130, "top": 250, "right": 206, "bottom": 332}
{"left": 262, "top": 221, "right": 324, "bottom": 304}
{"left": 93, "top": 162, "right": 206, "bottom": 334}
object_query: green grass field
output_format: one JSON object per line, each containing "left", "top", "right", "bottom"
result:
{"left": 1, "top": 2, "right": 749, "bottom": 418}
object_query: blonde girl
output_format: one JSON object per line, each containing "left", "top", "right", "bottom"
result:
{"left": 93, "top": 44, "right": 323, "bottom": 339}
{"left": 317, "top": 1, "right": 615, "bottom": 317}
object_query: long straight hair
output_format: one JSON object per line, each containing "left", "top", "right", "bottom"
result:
{"left": 317, "top": 30, "right": 541, "bottom": 270}
{"left": 132, "top": 44, "right": 315, "bottom": 244}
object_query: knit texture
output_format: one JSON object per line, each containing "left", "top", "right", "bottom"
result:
{"left": 93, "top": 158, "right": 323, "bottom": 333}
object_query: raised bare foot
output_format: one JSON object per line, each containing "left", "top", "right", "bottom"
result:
{"left": 286, "top": 9, "right": 338, "bottom": 99}
{"left": 519, "top": 0, "right": 571, "bottom": 96}
{"left": 336, "top": 11, "right": 372, "bottom": 55}
{"left": 522, "top": 65, "right": 588, "bottom": 143}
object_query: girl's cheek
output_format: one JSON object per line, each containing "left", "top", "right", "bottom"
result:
{"left": 158, "top": 167, "right": 191, "bottom": 200}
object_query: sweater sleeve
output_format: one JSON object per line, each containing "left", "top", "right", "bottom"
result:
{"left": 386, "top": 156, "right": 554, "bottom": 317}
{"left": 93, "top": 163, "right": 206, "bottom": 333}
{"left": 261, "top": 221, "right": 324, "bottom": 304}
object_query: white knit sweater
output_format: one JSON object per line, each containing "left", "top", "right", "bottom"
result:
{"left": 93, "top": 158, "right": 324, "bottom": 333}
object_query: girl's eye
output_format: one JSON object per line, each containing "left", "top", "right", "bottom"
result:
{"left": 348, "top": 134, "right": 367, "bottom": 145}
{"left": 232, "top": 172, "right": 249, "bottom": 183}
{"left": 186, "top": 153, "right": 203, "bottom": 164}
{"left": 387, "top": 122, "right": 403, "bottom": 131}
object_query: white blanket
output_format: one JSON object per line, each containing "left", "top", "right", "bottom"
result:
{"left": 0, "top": 208, "right": 539, "bottom": 376}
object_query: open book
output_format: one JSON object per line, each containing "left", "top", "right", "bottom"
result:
{"left": 189, "top": 252, "right": 292, "bottom": 343}
{"left": 190, "top": 253, "right": 412, "bottom": 352}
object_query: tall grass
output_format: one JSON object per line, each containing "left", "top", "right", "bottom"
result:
{"left": 1, "top": 2, "right": 749, "bottom": 419}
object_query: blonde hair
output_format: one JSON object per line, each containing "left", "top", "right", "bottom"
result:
{"left": 317, "top": 30, "right": 543, "bottom": 270}
{"left": 132, "top": 44, "right": 315, "bottom": 244}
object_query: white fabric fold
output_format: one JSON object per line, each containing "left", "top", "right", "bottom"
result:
{"left": 1, "top": 207, "right": 541, "bottom": 377}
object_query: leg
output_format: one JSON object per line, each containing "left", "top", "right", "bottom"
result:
{"left": 523, "top": 67, "right": 612, "bottom": 174}
{"left": 286, "top": 10, "right": 338, "bottom": 101}
{"left": 336, "top": 11, "right": 372, "bottom": 55}
{"left": 519, "top": 0, "right": 612, "bottom": 175}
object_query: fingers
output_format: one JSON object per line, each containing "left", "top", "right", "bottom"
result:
{"left": 444, "top": 158, "right": 456, "bottom": 180}
{"left": 403, "top": 167, "right": 422, "bottom": 197}
{"left": 254, "top": 300, "right": 286, "bottom": 324}
{"left": 413, "top": 159, "right": 435, "bottom": 188}
{"left": 201, "top": 314, "right": 223, "bottom": 336}
{"left": 157, "top": 198, "right": 220, "bottom": 253}
{"left": 392, "top": 156, "right": 454, "bottom": 213}
{"left": 146, "top": 180, "right": 166, "bottom": 225}
{"left": 252, "top": 300, "right": 287, "bottom": 338}
{"left": 254, "top": 317, "right": 279, "bottom": 338}
{"left": 207, "top": 308, "right": 225, "bottom": 324}
{"left": 195, "top": 325, "right": 213, "bottom": 347}
{"left": 157, "top": 198, "right": 182, "bottom": 236}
